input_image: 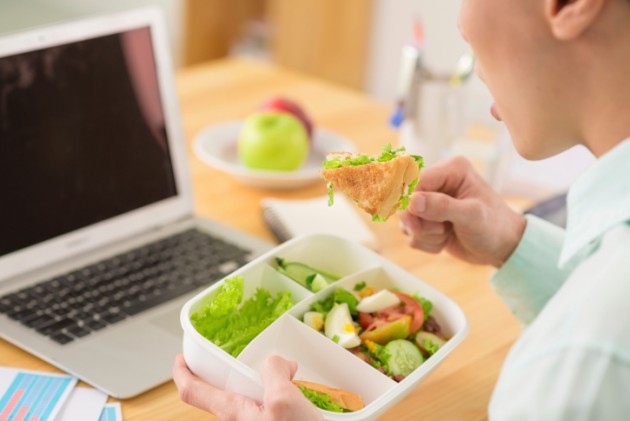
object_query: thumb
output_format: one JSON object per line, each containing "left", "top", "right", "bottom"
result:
{"left": 260, "top": 355, "right": 298, "bottom": 399}
{"left": 407, "top": 191, "right": 480, "bottom": 225}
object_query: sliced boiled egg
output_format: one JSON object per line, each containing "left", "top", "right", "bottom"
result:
{"left": 356, "top": 289, "right": 400, "bottom": 313}
{"left": 324, "top": 303, "right": 361, "bottom": 349}
{"left": 303, "top": 311, "right": 324, "bottom": 331}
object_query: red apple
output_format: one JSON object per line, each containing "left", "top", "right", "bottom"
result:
{"left": 259, "top": 97, "right": 314, "bottom": 140}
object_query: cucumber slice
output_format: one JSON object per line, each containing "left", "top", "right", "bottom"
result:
{"left": 306, "top": 273, "right": 329, "bottom": 292}
{"left": 275, "top": 258, "right": 340, "bottom": 287}
{"left": 415, "top": 331, "right": 446, "bottom": 356}
{"left": 384, "top": 339, "right": 424, "bottom": 377}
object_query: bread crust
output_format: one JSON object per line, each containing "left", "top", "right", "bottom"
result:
{"left": 321, "top": 155, "right": 420, "bottom": 219}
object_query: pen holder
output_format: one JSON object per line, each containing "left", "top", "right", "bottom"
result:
{"left": 399, "top": 80, "right": 464, "bottom": 166}
{"left": 400, "top": 81, "right": 509, "bottom": 191}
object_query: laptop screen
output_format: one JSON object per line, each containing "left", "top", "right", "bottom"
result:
{"left": 0, "top": 27, "right": 177, "bottom": 257}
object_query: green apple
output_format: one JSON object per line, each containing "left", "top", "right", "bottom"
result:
{"left": 238, "top": 112, "right": 308, "bottom": 171}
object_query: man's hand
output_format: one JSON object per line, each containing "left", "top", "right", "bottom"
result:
{"left": 172, "top": 355, "right": 323, "bottom": 421}
{"left": 399, "top": 156, "right": 526, "bottom": 267}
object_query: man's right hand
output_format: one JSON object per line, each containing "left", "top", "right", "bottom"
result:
{"left": 399, "top": 156, "right": 526, "bottom": 268}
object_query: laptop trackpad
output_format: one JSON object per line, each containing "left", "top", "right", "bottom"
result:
{"left": 149, "top": 309, "right": 183, "bottom": 338}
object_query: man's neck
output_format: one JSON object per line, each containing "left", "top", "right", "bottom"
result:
{"left": 575, "top": 0, "right": 630, "bottom": 157}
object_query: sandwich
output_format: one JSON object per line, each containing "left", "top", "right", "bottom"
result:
{"left": 293, "top": 380, "right": 365, "bottom": 412}
{"left": 321, "top": 144, "right": 423, "bottom": 221}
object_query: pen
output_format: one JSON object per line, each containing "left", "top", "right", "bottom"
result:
{"left": 390, "top": 18, "right": 425, "bottom": 129}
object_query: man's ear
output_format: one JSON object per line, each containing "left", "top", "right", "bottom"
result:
{"left": 545, "top": 0, "right": 606, "bottom": 40}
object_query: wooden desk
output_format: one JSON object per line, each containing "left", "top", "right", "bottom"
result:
{"left": 0, "top": 58, "right": 521, "bottom": 420}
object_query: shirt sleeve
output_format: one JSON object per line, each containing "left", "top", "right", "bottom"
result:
{"left": 490, "top": 214, "right": 574, "bottom": 325}
{"left": 489, "top": 343, "right": 630, "bottom": 421}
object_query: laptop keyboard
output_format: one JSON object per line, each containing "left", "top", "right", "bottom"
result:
{"left": 0, "top": 229, "right": 251, "bottom": 345}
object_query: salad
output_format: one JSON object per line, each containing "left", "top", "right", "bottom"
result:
{"left": 302, "top": 282, "right": 447, "bottom": 382}
{"left": 191, "top": 275, "right": 294, "bottom": 357}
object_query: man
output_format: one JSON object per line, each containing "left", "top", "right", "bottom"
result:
{"left": 173, "top": 0, "right": 630, "bottom": 418}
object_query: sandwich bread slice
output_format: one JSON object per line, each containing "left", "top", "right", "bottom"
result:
{"left": 321, "top": 145, "right": 423, "bottom": 222}
{"left": 293, "top": 380, "right": 365, "bottom": 412}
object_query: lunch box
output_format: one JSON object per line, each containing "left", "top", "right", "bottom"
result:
{"left": 180, "top": 234, "right": 468, "bottom": 421}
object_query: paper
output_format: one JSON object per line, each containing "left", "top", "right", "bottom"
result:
{"left": 261, "top": 195, "right": 379, "bottom": 250}
{"left": 98, "top": 403, "right": 122, "bottom": 421}
{"left": 57, "top": 387, "right": 108, "bottom": 421}
{"left": 0, "top": 367, "right": 77, "bottom": 421}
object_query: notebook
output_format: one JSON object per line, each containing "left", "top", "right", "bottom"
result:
{"left": 0, "top": 8, "right": 271, "bottom": 399}
{"left": 261, "top": 195, "right": 379, "bottom": 250}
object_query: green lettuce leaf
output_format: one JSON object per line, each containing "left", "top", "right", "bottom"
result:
{"left": 413, "top": 294, "right": 433, "bottom": 317}
{"left": 322, "top": 154, "right": 371, "bottom": 170}
{"left": 311, "top": 294, "right": 335, "bottom": 316}
{"left": 191, "top": 276, "right": 294, "bottom": 357}
{"left": 353, "top": 281, "right": 367, "bottom": 291}
{"left": 407, "top": 178, "right": 419, "bottom": 196}
{"left": 298, "top": 385, "right": 345, "bottom": 413}
{"left": 399, "top": 195, "right": 410, "bottom": 211}
{"left": 207, "top": 276, "right": 244, "bottom": 318}
{"left": 376, "top": 144, "right": 407, "bottom": 162}
{"left": 310, "top": 287, "right": 359, "bottom": 318}
{"left": 322, "top": 144, "right": 410, "bottom": 170}
{"left": 333, "top": 287, "right": 359, "bottom": 315}
{"left": 327, "top": 182, "right": 334, "bottom": 206}
{"left": 323, "top": 159, "right": 343, "bottom": 170}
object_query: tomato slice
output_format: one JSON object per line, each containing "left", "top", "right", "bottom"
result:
{"left": 358, "top": 312, "right": 374, "bottom": 330}
{"left": 358, "top": 292, "right": 425, "bottom": 334}
{"left": 393, "top": 292, "right": 424, "bottom": 332}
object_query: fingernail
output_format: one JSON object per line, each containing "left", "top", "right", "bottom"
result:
{"left": 411, "top": 194, "right": 426, "bottom": 213}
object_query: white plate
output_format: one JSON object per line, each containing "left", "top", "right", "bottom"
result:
{"left": 193, "top": 121, "right": 355, "bottom": 189}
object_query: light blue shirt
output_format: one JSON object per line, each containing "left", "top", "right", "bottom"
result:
{"left": 488, "top": 139, "right": 630, "bottom": 420}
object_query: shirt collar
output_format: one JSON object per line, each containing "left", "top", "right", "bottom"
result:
{"left": 560, "top": 138, "right": 630, "bottom": 267}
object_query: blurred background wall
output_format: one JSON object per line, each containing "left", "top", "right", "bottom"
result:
{"left": 0, "top": 0, "right": 469, "bottom": 101}
{"left": 0, "top": 0, "right": 594, "bottom": 199}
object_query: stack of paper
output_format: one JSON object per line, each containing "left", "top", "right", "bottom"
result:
{"left": 261, "top": 195, "right": 379, "bottom": 250}
{"left": 0, "top": 367, "right": 122, "bottom": 421}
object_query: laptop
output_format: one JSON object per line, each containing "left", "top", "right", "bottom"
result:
{"left": 0, "top": 8, "right": 272, "bottom": 398}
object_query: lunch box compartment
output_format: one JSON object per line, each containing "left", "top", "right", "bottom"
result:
{"left": 238, "top": 315, "right": 397, "bottom": 406}
{"left": 181, "top": 234, "right": 469, "bottom": 421}
{"left": 266, "top": 235, "right": 380, "bottom": 281}
{"left": 183, "top": 263, "right": 310, "bottom": 402}
{"left": 182, "top": 328, "right": 263, "bottom": 400}
{"left": 333, "top": 266, "right": 465, "bottom": 338}
{"left": 189, "top": 263, "right": 311, "bottom": 315}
